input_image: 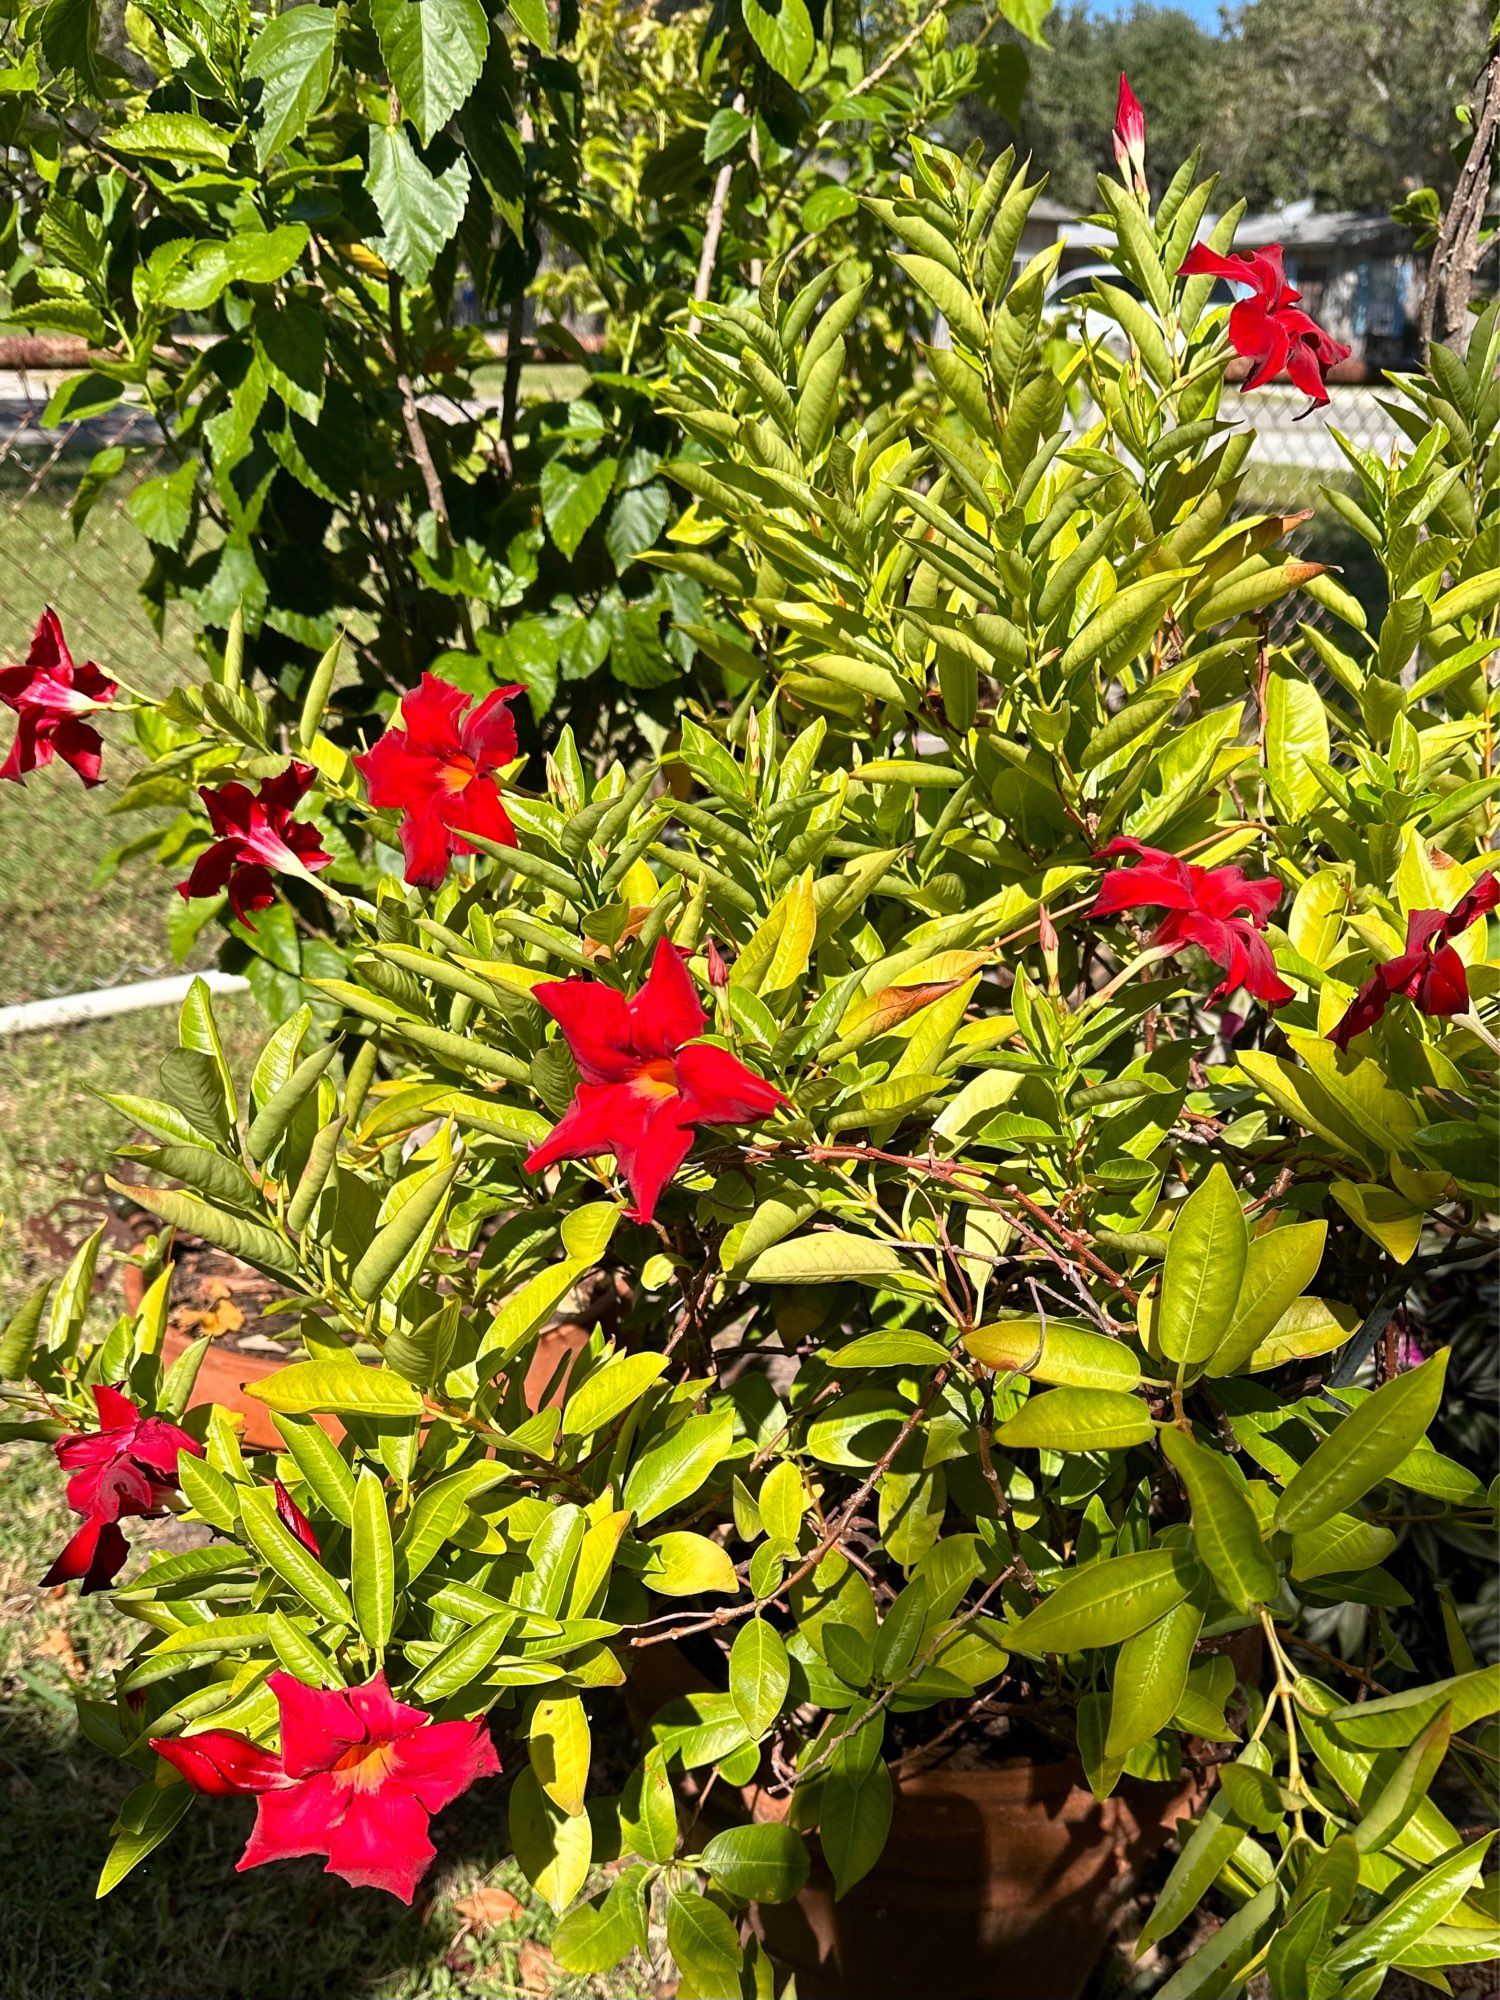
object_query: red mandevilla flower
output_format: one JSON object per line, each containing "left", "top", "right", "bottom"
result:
{"left": 525, "top": 937, "right": 786, "bottom": 1224}
{"left": 1112, "top": 74, "right": 1147, "bottom": 193}
{"left": 354, "top": 674, "right": 524, "bottom": 888}
{"left": 1092, "top": 838, "right": 1294, "bottom": 1008}
{"left": 0, "top": 608, "right": 116, "bottom": 788}
{"left": 152, "top": 1670, "right": 501, "bottom": 1903}
{"left": 177, "top": 763, "right": 331, "bottom": 928}
{"left": 42, "top": 1386, "right": 201, "bottom": 1594}
{"left": 1328, "top": 873, "right": 1499, "bottom": 1051}
{"left": 1178, "top": 242, "right": 1350, "bottom": 413}
{"left": 273, "top": 1478, "right": 322, "bottom": 1557}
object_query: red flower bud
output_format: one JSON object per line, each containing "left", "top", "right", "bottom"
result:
{"left": 705, "top": 938, "right": 730, "bottom": 989}
{"left": 273, "top": 1478, "right": 322, "bottom": 1557}
{"left": 151, "top": 1729, "right": 290, "bottom": 1796}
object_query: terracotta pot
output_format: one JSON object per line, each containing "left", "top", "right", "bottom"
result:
{"left": 630, "top": 1643, "right": 1198, "bottom": 2000}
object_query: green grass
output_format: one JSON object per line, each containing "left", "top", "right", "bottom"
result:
{"left": 0, "top": 453, "right": 255, "bottom": 1311}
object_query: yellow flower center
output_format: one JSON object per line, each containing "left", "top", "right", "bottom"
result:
{"left": 633, "top": 1058, "right": 680, "bottom": 1101}
{"left": 440, "top": 755, "right": 477, "bottom": 793}
{"left": 332, "top": 1738, "right": 403, "bottom": 1791}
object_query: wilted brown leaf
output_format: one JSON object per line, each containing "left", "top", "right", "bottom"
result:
{"left": 453, "top": 1883, "right": 525, "bottom": 1930}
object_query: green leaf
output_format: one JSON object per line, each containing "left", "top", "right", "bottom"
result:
{"left": 623, "top": 1408, "right": 734, "bottom": 1527}
{"left": 552, "top": 1871, "right": 649, "bottom": 1975}
{"left": 273, "top": 1417, "right": 355, "bottom": 1525}
{"left": 966, "top": 1317, "right": 1140, "bottom": 1391}
{"left": 126, "top": 460, "right": 198, "bottom": 550}
{"left": 1264, "top": 1888, "right": 1334, "bottom": 2000}
{"left": 742, "top": 1230, "right": 905, "bottom": 1285}
{"left": 113, "top": 111, "right": 231, "bottom": 165}
{"left": 1325, "top": 1664, "right": 1500, "bottom": 1747}
{"left": 1354, "top": 1705, "right": 1453, "bottom": 1854}
{"left": 1266, "top": 668, "right": 1331, "bottom": 819}
{"left": 97, "top": 1780, "right": 193, "bottom": 1898}
{"left": 666, "top": 1884, "right": 744, "bottom": 1991}
{"left": 509, "top": 1763, "right": 592, "bottom": 1913}
{"left": 1153, "top": 1883, "right": 1277, "bottom": 2000}
{"left": 350, "top": 1468, "right": 396, "bottom": 1652}
{"left": 1158, "top": 1163, "right": 1247, "bottom": 1376}
{"left": 1137, "top": 1785, "right": 1244, "bottom": 1952}
{"left": 365, "top": 124, "right": 470, "bottom": 287}
{"left": 239, "top": 1485, "right": 354, "bottom": 1626}
{"left": 158, "top": 1047, "right": 232, "bottom": 1146}
{"left": 701, "top": 1823, "right": 810, "bottom": 1904}
{"left": 1209, "top": 1222, "right": 1327, "bottom": 1376}
{"left": 1275, "top": 1350, "right": 1450, "bottom": 1534}
{"left": 0, "top": 1282, "right": 51, "bottom": 1379}
{"left": 646, "top": 1531, "right": 740, "bottom": 1597}
{"left": 371, "top": 0, "right": 487, "bottom": 146}
{"left": 254, "top": 301, "right": 325, "bottom": 424}
{"left": 246, "top": 1043, "right": 336, "bottom": 1161}
{"left": 108, "top": 1180, "right": 299, "bottom": 1282}
{"left": 1011, "top": 1547, "right": 1198, "bottom": 1655}
{"left": 819, "top": 1757, "right": 892, "bottom": 1898}
{"left": 561, "top": 1351, "right": 668, "bottom": 1437}
{"left": 349, "top": 1156, "right": 458, "bottom": 1300}
{"left": 1160, "top": 1425, "right": 1279, "bottom": 1613}
{"left": 1325, "top": 1834, "right": 1493, "bottom": 1977}
{"left": 246, "top": 1357, "right": 423, "bottom": 1419}
{"left": 895, "top": 255, "right": 987, "bottom": 350}
{"left": 730, "top": 1619, "right": 791, "bottom": 1737}
{"left": 531, "top": 1694, "right": 590, "bottom": 1818}
{"left": 742, "top": 0, "right": 814, "bottom": 85}
{"left": 1106, "top": 1595, "right": 1203, "bottom": 1760}
{"left": 541, "top": 457, "right": 618, "bottom": 560}
{"left": 758, "top": 1461, "right": 807, "bottom": 1543}
{"left": 998, "top": 1386, "right": 1154, "bottom": 1453}
{"left": 245, "top": 3, "right": 338, "bottom": 166}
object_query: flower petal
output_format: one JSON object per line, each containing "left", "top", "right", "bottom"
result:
{"left": 322, "top": 1788, "right": 435, "bottom": 1903}
{"left": 444, "top": 775, "right": 516, "bottom": 853}
{"left": 390, "top": 1715, "right": 501, "bottom": 1815}
{"left": 534, "top": 979, "right": 636, "bottom": 1084}
{"left": 50, "top": 715, "right": 106, "bottom": 787}
{"left": 629, "top": 939, "right": 706, "bottom": 1058}
{"left": 399, "top": 799, "right": 459, "bottom": 889}
{"left": 270, "top": 1671, "right": 365, "bottom": 1778}
{"left": 673, "top": 1042, "right": 786, "bottom": 1125}
{"left": 614, "top": 1101, "right": 695, "bottom": 1224}
{"left": 152, "top": 1730, "right": 290, "bottom": 1796}
{"left": 1413, "top": 943, "right": 1471, "bottom": 1017}
{"left": 347, "top": 1670, "right": 430, "bottom": 1743}
{"left": 41, "top": 1516, "right": 129, "bottom": 1592}
{"left": 237, "top": 1772, "right": 345, "bottom": 1873}
{"left": 459, "top": 685, "right": 522, "bottom": 770}
{"left": 398, "top": 675, "right": 469, "bottom": 758}
{"left": 526, "top": 1081, "right": 643, "bottom": 1175}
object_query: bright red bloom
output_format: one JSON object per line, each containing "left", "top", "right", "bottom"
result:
{"left": 525, "top": 938, "right": 787, "bottom": 1223}
{"left": 1112, "top": 75, "right": 1146, "bottom": 191}
{"left": 1092, "top": 838, "right": 1294, "bottom": 1008}
{"left": 152, "top": 1670, "right": 501, "bottom": 1903}
{"left": 1178, "top": 242, "right": 1350, "bottom": 413}
{"left": 42, "top": 1386, "right": 201, "bottom": 1594}
{"left": 354, "top": 674, "right": 523, "bottom": 888}
{"left": 1328, "top": 873, "right": 1499, "bottom": 1051}
{"left": 0, "top": 608, "right": 116, "bottom": 787}
{"left": 273, "top": 1478, "right": 321, "bottom": 1557}
{"left": 177, "top": 763, "right": 331, "bottom": 928}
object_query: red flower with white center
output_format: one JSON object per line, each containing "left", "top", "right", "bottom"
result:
{"left": 1092, "top": 838, "right": 1294, "bottom": 1008}
{"left": 354, "top": 674, "right": 523, "bottom": 887}
{"left": 177, "top": 763, "right": 331, "bottom": 928}
{"left": 1178, "top": 242, "right": 1350, "bottom": 413}
{"left": 1328, "top": 873, "right": 1499, "bottom": 1051}
{"left": 0, "top": 608, "right": 116, "bottom": 788}
{"left": 152, "top": 1670, "right": 501, "bottom": 1903}
{"left": 42, "top": 1386, "right": 201, "bottom": 1594}
{"left": 273, "top": 1478, "right": 322, "bottom": 1557}
{"left": 1112, "top": 74, "right": 1147, "bottom": 193}
{"left": 525, "top": 938, "right": 787, "bottom": 1223}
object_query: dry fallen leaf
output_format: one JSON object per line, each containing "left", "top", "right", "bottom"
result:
{"left": 453, "top": 1884, "right": 525, "bottom": 1930}
{"left": 517, "top": 1940, "right": 555, "bottom": 1995}
{"left": 178, "top": 1296, "right": 245, "bottom": 1338}
{"left": 34, "top": 1626, "right": 84, "bottom": 1680}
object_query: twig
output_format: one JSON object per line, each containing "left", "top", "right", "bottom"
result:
{"left": 629, "top": 1365, "right": 951, "bottom": 1649}
{"left": 689, "top": 92, "right": 745, "bottom": 335}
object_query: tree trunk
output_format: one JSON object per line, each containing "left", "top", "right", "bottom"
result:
{"left": 1422, "top": 43, "right": 1500, "bottom": 352}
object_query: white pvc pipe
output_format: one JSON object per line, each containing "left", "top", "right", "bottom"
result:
{"left": 0, "top": 970, "right": 249, "bottom": 1038}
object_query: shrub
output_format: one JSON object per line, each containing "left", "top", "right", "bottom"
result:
{"left": 2, "top": 95, "right": 1498, "bottom": 2000}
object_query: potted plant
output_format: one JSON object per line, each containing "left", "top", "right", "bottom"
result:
{"left": 3, "top": 104, "right": 1497, "bottom": 2000}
